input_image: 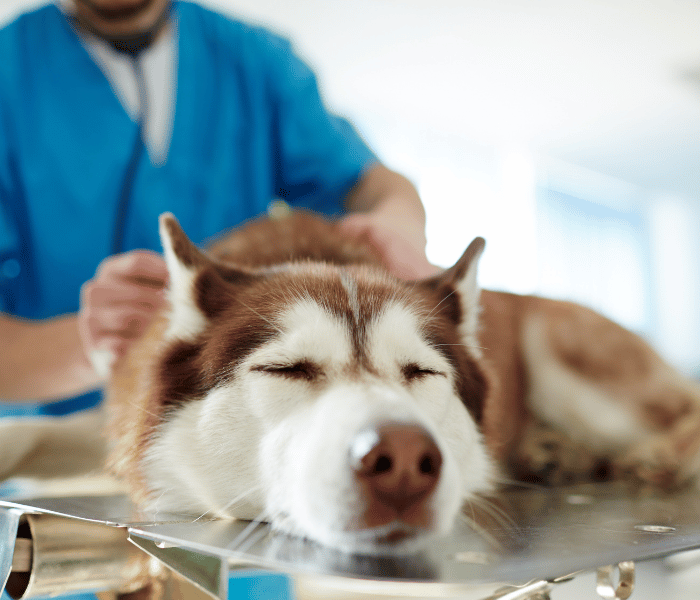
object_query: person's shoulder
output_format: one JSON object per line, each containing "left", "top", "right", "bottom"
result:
{"left": 0, "top": 2, "right": 61, "bottom": 39}
{"left": 0, "top": 3, "right": 62, "bottom": 83}
{"left": 176, "top": 1, "right": 294, "bottom": 62}
{"left": 0, "top": 4, "right": 63, "bottom": 58}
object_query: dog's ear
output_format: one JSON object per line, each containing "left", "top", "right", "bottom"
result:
{"left": 422, "top": 237, "right": 485, "bottom": 351}
{"left": 159, "top": 213, "right": 211, "bottom": 341}
{"left": 159, "top": 213, "right": 256, "bottom": 340}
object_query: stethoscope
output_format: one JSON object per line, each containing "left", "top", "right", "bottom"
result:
{"left": 68, "top": 3, "right": 171, "bottom": 255}
{"left": 112, "top": 55, "right": 147, "bottom": 255}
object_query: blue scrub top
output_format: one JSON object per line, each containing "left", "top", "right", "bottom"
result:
{"left": 0, "top": 1, "right": 377, "bottom": 415}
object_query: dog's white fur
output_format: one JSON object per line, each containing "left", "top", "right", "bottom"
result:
{"left": 4, "top": 211, "right": 700, "bottom": 558}
{"left": 522, "top": 315, "right": 650, "bottom": 454}
{"left": 136, "top": 223, "right": 494, "bottom": 551}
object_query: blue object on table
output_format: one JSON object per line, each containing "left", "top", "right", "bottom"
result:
{"left": 228, "top": 572, "right": 293, "bottom": 600}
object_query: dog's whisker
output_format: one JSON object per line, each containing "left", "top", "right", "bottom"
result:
{"left": 227, "top": 511, "right": 269, "bottom": 553}
{"left": 148, "top": 488, "right": 175, "bottom": 523}
{"left": 219, "top": 487, "right": 264, "bottom": 514}
{"left": 458, "top": 511, "right": 503, "bottom": 551}
{"left": 128, "top": 400, "right": 161, "bottom": 420}
{"left": 236, "top": 299, "right": 284, "bottom": 334}
{"left": 235, "top": 523, "right": 271, "bottom": 555}
{"left": 432, "top": 343, "right": 489, "bottom": 351}
{"left": 491, "top": 475, "right": 547, "bottom": 491}
{"left": 191, "top": 486, "right": 264, "bottom": 523}
{"left": 468, "top": 494, "right": 518, "bottom": 530}
{"left": 426, "top": 289, "right": 457, "bottom": 319}
{"left": 467, "top": 496, "right": 477, "bottom": 528}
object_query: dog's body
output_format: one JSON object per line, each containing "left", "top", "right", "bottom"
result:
{"left": 2, "top": 211, "right": 700, "bottom": 554}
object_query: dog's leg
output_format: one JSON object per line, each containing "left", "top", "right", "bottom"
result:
{"left": 0, "top": 409, "right": 106, "bottom": 480}
{"left": 521, "top": 312, "right": 650, "bottom": 458}
{"left": 521, "top": 305, "right": 700, "bottom": 489}
{"left": 509, "top": 417, "right": 612, "bottom": 485}
{"left": 618, "top": 395, "right": 700, "bottom": 488}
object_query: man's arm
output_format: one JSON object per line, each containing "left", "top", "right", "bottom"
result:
{"left": 0, "top": 313, "right": 100, "bottom": 402}
{"left": 1, "top": 165, "right": 429, "bottom": 402}
{"left": 342, "top": 163, "right": 438, "bottom": 279}
{"left": 0, "top": 250, "right": 168, "bottom": 403}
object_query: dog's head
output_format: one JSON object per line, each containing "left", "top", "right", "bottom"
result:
{"left": 139, "top": 213, "right": 495, "bottom": 553}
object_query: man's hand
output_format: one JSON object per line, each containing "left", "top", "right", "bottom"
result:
{"left": 342, "top": 164, "right": 440, "bottom": 280}
{"left": 78, "top": 250, "right": 168, "bottom": 375}
{"left": 339, "top": 211, "right": 439, "bottom": 280}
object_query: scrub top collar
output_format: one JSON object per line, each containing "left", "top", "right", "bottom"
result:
{"left": 54, "top": 0, "right": 177, "bottom": 165}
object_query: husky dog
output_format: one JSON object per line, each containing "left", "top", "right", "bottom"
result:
{"left": 2, "top": 211, "right": 700, "bottom": 554}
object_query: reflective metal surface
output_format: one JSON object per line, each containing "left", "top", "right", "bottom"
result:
{"left": 596, "top": 562, "right": 635, "bottom": 600}
{"left": 0, "top": 493, "right": 181, "bottom": 528}
{"left": 129, "top": 534, "right": 225, "bottom": 599}
{"left": 5, "top": 513, "right": 145, "bottom": 599}
{"left": 126, "top": 483, "right": 700, "bottom": 587}
{"left": 2, "top": 482, "right": 700, "bottom": 598}
{"left": 11, "top": 539, "right": 31, "bottom": 573}
{"left": 0, "top": 508, "right": 22, "bottom": 596}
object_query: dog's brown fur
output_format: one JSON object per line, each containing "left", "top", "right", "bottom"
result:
{"left": 108, "top": 213, "right": 384, "bottom": 499}
{"left": 480, "top": 291, "right": 700, "bottom": 486}
{"left": 107, "top": 212, "right": 493, "bottom": 499}
{"left": 108, "top": 211, "right": 700, "bottom": 504}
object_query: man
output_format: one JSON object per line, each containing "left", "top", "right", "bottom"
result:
{"left": 0, "top": 0, "right": 435, "bottom": 415}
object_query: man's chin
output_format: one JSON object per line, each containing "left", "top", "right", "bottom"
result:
{"left": 75, "top": 0, "right": 156, "bottom": 22}
{"left": 71, "top": 0, "right": 170, "bottom": 46}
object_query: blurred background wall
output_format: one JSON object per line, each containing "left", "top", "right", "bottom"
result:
{"left": 3, "top": 0, "right": 700, "bottom": 375}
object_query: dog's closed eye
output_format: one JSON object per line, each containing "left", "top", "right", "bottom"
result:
{"left": 252, "top": 360, "right": 322, "bottom": 381}
{"left": 402, "top": 363, "right": 445, "bottom": 382}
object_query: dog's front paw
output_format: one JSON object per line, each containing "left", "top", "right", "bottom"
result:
{"left": 510, "top": 420, "right": 607, "bottom": 485}
{"left": 617, "top": 438, "right": 686, "bottom": 490}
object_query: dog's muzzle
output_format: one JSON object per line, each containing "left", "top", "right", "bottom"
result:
{"left": 350, "top": 423, "right": 442, "bottom": 531}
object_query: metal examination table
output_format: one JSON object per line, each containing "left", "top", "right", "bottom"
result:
{"left": 2, "top": 481, "right": 700, "bottom": 600}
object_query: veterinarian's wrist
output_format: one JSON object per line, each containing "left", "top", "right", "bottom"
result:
{"left": 0, "top": 314, "right": 103, "bottom": 401}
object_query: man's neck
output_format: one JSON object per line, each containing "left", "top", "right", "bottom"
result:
{"left": 59, "top": 0, "right": 172, "bottom": 55}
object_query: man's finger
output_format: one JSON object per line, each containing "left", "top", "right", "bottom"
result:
{"left": 81, "top": 281, "right": 166, "bottom": 311}
{"left": 97, "top": 251, "right": 169, "bottom": 286}
{"left": 87, "top": 306, "right": 156, "bottom": 340}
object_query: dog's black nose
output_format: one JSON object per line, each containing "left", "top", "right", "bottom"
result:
{"left": 351, "top": 424, "right": 442, "bottom": 525}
